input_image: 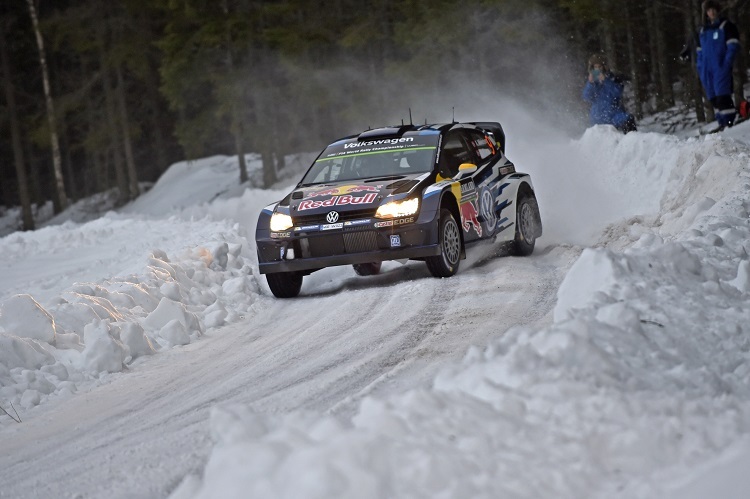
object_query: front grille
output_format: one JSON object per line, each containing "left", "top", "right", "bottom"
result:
{"left": 305, "top": 231, "right": 379, "bottom": 258}
{"left": 293, "top": 208, "right": 376, "bottom": 226}
{"left": 344, "top": 231, "right": 378, "bottom": 253}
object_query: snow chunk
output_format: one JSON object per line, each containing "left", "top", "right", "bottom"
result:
{"left": 117, "top": 322, "right": 155, "bottom": 358}
{"left": 80, "top": 320, "right": 128, "bottom": 373}
{"left": 0, "top": 294, "right": 57, "bottom": 344}
{"left": 0, "top": 333, "right": 55, "bottom": 370}
{"left": 142, "top": 297, "right": 202, "bottom": 335}
{"left": 554, "top": 249, "right": 619, "bottom": 322}
{"left": 726, "top": 260, "right": 750, "bottom": 293}
{"left": 158, "top": 319, "right": 191, "bottom": 347}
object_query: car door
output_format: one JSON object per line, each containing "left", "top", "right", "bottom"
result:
{"left": 460, "top": 129, "right": 505, "bottom": 239}
{"left": 438, "top": 130, "right": 484, "bottom": 243}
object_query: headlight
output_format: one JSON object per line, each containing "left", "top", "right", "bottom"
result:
{"left": 270, "top": 212, "right": 293, "bottom": 231}
{"left": 376, "top": 198, "right": 419, "bottom": 219}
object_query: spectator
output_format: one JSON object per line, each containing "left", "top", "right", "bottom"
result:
{"left": 697, "top": 0, "right": 740, "bottom": 129}
{"left": 582, "top": 54, "right": 637, "bottom": 133}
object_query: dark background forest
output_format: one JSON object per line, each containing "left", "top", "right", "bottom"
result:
{"left": 2, "top": 0, "right": 750, "bottom": 230}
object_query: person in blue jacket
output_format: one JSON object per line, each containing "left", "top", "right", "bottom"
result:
{"left": 697, "top": 0, "right": 740, "bottom": 129}
{"left": 582, "top": 54, "right": 637, "bottom": 133}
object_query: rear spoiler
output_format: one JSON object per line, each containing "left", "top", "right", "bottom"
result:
{"left": 469, "top": 121, "right": 506, "bottom": 154}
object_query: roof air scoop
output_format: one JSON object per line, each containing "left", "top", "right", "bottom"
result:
{"left": 357, "top": 125, "right": 416, "bottom": 141}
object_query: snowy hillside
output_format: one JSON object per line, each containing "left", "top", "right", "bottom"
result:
{"left": 1, "top": 118, "right": 749, "bottom": 498}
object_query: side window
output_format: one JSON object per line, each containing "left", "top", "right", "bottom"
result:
{"left": 465, "top": 130, "right": 494, "bottom": 161}
{"left": 439, "top": 131, "right": 474, "bottom": 178}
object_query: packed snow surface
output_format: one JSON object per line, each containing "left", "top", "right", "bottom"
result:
{"left": 1, "top": 117, "right": 750, "bottom": 498}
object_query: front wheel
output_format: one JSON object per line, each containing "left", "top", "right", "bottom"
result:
{"left": 426, "top": 209, "right": 462, "bottom": 277}
{"left": 353, "top": 262, "right": 382, "bottom": 276}
{"left": 265, "top": 271, "right": 303, "bottom": 298}
{"left": 511, "top": 194, "right": 539, "bottom": 256}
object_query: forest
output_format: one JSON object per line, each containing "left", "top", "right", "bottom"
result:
{"left": 2, "top": 0, "right": 750, "bottom": 230}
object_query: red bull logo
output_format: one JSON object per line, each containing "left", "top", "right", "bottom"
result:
{"left": 298, "top": 193, "right": 378, "bottom": 211}
{"left": 305, "top": 185, "right": 381, "bottom": 199}
{"left": 460, "top": 200, "right": 482, "bottom": 236}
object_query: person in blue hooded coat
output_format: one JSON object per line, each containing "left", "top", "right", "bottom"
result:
{"left": 582, "top": 54, "right": 637, "bottom": 133}
{"left": 697, "top": 0, "right": 740, "bottom": 129}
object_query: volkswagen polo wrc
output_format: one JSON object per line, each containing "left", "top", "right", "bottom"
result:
{"left": 256, "top": 121, "right": 542, "bottom": 298}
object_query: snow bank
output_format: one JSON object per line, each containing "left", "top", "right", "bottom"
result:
{"left": 0, "top": 155, "right": 289, "bottom": 413}
{"left": 172, "top": 129, "right": 750, "bottom": 498}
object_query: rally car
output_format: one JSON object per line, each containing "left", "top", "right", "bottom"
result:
{"left": 256, "top": 121, "right": 542, "bottom": 298}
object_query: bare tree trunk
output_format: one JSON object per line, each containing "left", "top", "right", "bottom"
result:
{"left": 26, "top": 0, "right": 67, "bottom": 212}
{"left": 146, "top": 65, "right": 168, "bottom": 175}
{"left": 116, "top": 63, "right": 139, "bottom": 199}
{"left": 600, "top": 0, "right": 618, "bottom": 71}
{"left": 653, "top": 1, "right": 675, "bottom": 109}
{"left": 683, "top": 0, "right": 706, "bottom": 122}
{"left": 625, "top": 3, "right": 643, "bottom": 118}
{"left": 1, "top": 21, "right": 35, "bottom": 230}
{"left": 97, "top": 23, "right": 129, "bottom": 205}
{"left": 730, "top": 5, "right": 746, "bottom": 106}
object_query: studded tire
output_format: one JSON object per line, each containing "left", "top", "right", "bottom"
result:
{"left": 265, "top": 271, "right": 303, "bottom": 298}
{"left": 426, "top": 209, "right": 462, "bottom": 278}
{"left": 510, "top": 193, "right": 539, "bottom": 256}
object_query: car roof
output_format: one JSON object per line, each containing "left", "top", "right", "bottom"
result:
{"left": 327, "top": 121, "right": 505, "bottom": 153}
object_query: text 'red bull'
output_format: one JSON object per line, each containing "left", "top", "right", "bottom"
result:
{"left": 298, "top": 193, "right": 378, "bottom": 211}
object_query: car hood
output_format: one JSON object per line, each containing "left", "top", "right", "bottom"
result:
{"left": 286, "top": 174, "right": 427, "bottom": 218}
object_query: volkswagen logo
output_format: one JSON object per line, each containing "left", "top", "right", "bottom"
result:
{"left": 326, "top": 211, "right": 339, "bottom": 223}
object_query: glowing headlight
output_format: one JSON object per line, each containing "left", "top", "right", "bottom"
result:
{"left": 270, "top": 212, "right": 293, "bottom": 231}
{"left": 376, "top": 198, "right": 419, "bottom": 219}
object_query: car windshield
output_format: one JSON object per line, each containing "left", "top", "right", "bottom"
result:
{"left": 300, "top": 134, "right": 439, "bottom": 185}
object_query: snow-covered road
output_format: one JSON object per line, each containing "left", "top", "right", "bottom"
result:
{"left": 0, "top": 246, "right": 573, "bottom": 498}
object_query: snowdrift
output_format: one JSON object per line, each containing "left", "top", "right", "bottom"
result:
{"left": 170, "top": 129, "right": 750, "bottom": 499}
{"left": 1, "top": 128, "right": 749, "bottom": 498}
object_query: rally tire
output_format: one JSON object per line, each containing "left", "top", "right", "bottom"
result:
{"left": 265, "top": 272, "right": 303, "bottom": 298}
{"left": 353, "top": 262, "right": 382, "bottom": 276}
{"left": 511, "top": 194, "right": 538, "bottom": 256}
{"left": 426, "top": 209, "right": 462, "bottom": 278}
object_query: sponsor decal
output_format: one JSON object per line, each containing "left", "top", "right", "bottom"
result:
{"left": 460, "top": 200, "right": 482, "bottom": 237}
{"left": 297, "top": 193, "right": 378, "bottom": 211}
{"left": 343, "top": 137, "right": 414, "bottom": 149}
{"left": 344, "top": 219, "right": 371, "bottom": 227}
{"left": 294, "top": 224, "right": 320, "bottom": 232}
{"left": 448, "top": 181, "right": 481, "bottom": 237}
{"left": 480, "top": 188, "right": 497, "bottom": 235}
{"left": 305, "top": 185, "right": 381, "bottom": 199}
{"left": 390, "top": 235, "right": 401, "bottom": 247}
{"left": 270, "top": 232, "right": 291, "bottom": 239}
{"left": 460, "top": 180, "right": 476, "bottom": 194}
{"left": 374, "top": 217, "right": 414, "bottom": 228}
{"left": 321, "top": 223, "right": 344, "bottom": 231}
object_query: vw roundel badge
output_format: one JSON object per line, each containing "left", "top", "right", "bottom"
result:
{"left": 326, "top": 211, "right": 339, "bottom": 223}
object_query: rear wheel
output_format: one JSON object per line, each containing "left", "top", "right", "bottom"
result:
{"left": 353, "top": 262, "right": 382, "bottom": 276}
{"left": 511, "top": 193, "right": 539, "bottom": 256}
{"left": 265, "top": 271, "right": 303, "bottom": 298}
{"left": 426, "top": 209, "right": 462, "bottom": 277}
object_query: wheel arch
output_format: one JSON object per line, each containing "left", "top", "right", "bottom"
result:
{"left": 516, "top": 181, "right": 543, "bottom": 238}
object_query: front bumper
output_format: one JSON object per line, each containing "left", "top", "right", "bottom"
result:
{"left": 256, "top": 214, "right": 440, "bottom": 274}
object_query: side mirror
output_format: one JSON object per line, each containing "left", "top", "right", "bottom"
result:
{"left": 457, "top": 163, "right": 477, "bottom": 175}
